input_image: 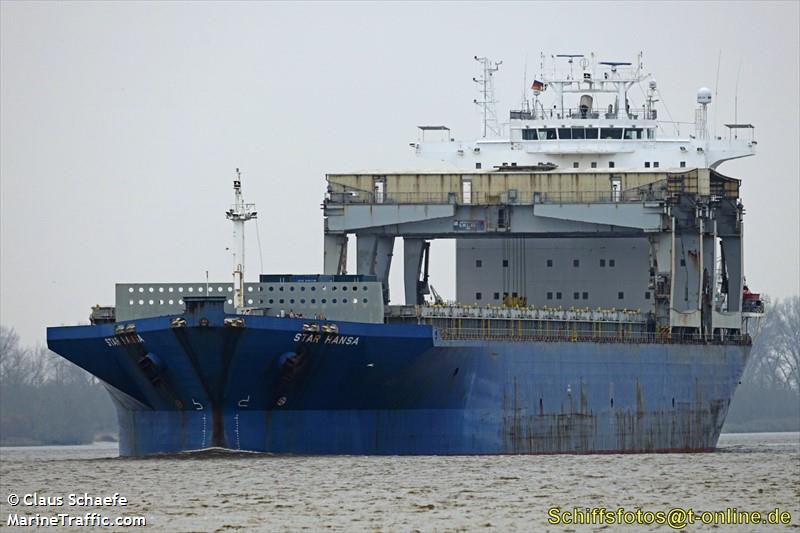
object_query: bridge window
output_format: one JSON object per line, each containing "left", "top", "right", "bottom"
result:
{"left": 573, "top": 162, "right": 579, "bottom": 168}
{"left": 653, "top": 161, "right": 659, "bottom": 168}
{"left": 571, "top": 127, "right": 586, "bottom": 139}
{"left": 556, "top": 292, "right": 562, "bottom": 300}
{"left": 618, "top": 291, "right": 624, "bottom": 300}
{"left": 600, "top": 128, "right": 623, "bottom": 139}
{"left": 475, "top": 162, "right": 481, "bottom": 169}
{"left": 537, "top": 128, "right": 557, "bottom": 140}
{"left": 582, "top": 292, "right": 589, "bottom": 300}
{"left": 573, "top": 259, "right": 580, "bottom": 267}
{"left": 475, "top": 259, "right": 482, "bottom": 268}
{"left": 680, "top": 161, "right": 686, "bottom": 168}
{"left": 573, "top": 292, "right": 580, "bottom": 300}
{"left": 644, "top": 161, "right": 651, "bottom": 168}
{"left": 502, "top": 259, "right": 509, "bottom": 267}
{"left": 609, "top": 161, "right": 615, "bottom": 168}
{"left": 591, "top": 161, "right": 597, "bottom": 168}
{"left": 476, "top": 292, "right": 482, "bottom": 301}
{"left": 493, "top": 292, "right": 500, "bottom": 300}
{"left": 645, "top": 291, "right": 651, "bottom": 300}
{"left": 600, "top": 259, "right": 606, "bottom": 267}
{"left": 522, "top": 128, "right": 537, "bottom": 140}
{"left": 547, "top": 292, "right": 553, "bottom": 300}
{"left": 558, "top": 128, "right": 572, "bottom": 139}
{"left": 546, "top": 259, "right": 553, "bottom": 267}
{"left": 624, "top": 128, "right": 643, "bottom": 140}
{"left": 585, "top": 128, "right": 599, "bottom": 139}
{"left": 609, "top": 259, "right": 616, "bottom": 267}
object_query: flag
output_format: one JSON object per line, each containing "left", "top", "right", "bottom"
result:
{"left": 531, "top": 80, "right": 545, "bottom": 92}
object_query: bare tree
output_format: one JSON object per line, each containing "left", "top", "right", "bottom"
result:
{"left": 771, "top": 296, "right": 799, "bottom": 390}
{"left": 741, "top": 296, "right": 800, "bottom": 391}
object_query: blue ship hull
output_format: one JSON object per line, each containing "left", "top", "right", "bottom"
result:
{"left": 47, "top": 302, "right": 749, "bottom": 456}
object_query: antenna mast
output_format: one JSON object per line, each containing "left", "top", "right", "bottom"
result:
{"left": 225, "top": 168, "right": 257, "bottom": 310}
{"left": 473, "top": 56, "right": 502, "bottom": 138}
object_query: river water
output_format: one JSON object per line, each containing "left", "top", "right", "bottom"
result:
{"left": 1, "top": 432, "right": 798, "bottom": 532}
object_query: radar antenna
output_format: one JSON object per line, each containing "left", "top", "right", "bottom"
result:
{"left": 225, "top": 168, "right": 257, "bottom": 310}
{"left": 473, "top": 56, "right": 502, "bottom": 138}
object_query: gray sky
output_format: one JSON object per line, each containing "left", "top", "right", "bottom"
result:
{"left": 2, "top": 1, "right": 798, "bottom": 346}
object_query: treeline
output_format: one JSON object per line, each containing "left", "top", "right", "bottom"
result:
{"left": 0, "top": 326, "right": 116, "bottom": 446}
{"left": 724, "top": 295, "right": 800, "bottom": 432}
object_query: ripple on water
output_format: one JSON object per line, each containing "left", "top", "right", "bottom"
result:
{"left": 0, "top": 434, "right": 798, "bottom": 532}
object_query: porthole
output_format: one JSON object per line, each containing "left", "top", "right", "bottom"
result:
{"left": 352, "top": 298, "right": 357, "bottom": 304}
{"left": 300, "top": 299, "right": 306, "bottom": 304}
{"left": 159, "top": 299, "right": 164, "bottom": 305}
{"left": 168, "top": 299, "right": 174, "bottom": 305}
{"left": 168, "top": 287, "right": 174, "bottom": 293}
{"left": 269, "top": 286, "right": 274, "bottom": 292}
{"left": 300, "top": 286, "right": 305, "bottom": 292}
{"left": 128, "top": 287, "right": 134, "bottom": 293}
{"left": 332, "top": 298, "right": 337, "bottom": 304}
{"left": 158, "top": 287, "right": 164, "bottom": 293}
{"left": 248, "top": 286, "right": 253, "bottom": 292}
{"left": 362, "top": 298, "right": 368, "bottom": 303}
{"left": 138, "top": 299, "right": 144, "bottom": 305}
{"left": 226, "top": 299, "right": 232, "bottom": 304}
{"left": 332, "top": 286, "right": 337, "bottom": 291}
{"left": 198, "top": 287, "right": 203, "bottom": 292}
{"left": 217, "top": 286, "right": 223, "bottom": 292}
{"left": 311, "top": 299, "right": 316, "bottom": 304}
{"left": 178, "top": 299, "right": 184, "bottom": 305}
{"left": 149, "top": 287, "right": 154, "bottom": 293}
{"left": 269, "top": 299, "right": 274, "bottom": 304}
{"left": 139, "top": 288, "right": 144, "bottom": 293}
{"left": 353, "top": 286, "right": 358, "bottom": 291}
{"left": 279, "top": 287, "right": 284, "bottom": 292}
{"left": 342, "top": 286, "right": 348, "bottom": 291}
{"left": 227, "top": 286, "right": 233, "bottom": 292}
{"left": 290, "top": 286, "right": 295, "bottom": 292}
{"left": 290, "top": 299, "right": 295, "bottom": 304}
{"left": 188, "top": 287, "right": 194, "bottom": 293}
{"left": 362, "top": 286, "right": 368, "bottom": 291}
{"left": 178, "top": 287, "right": 184, "bottom": 293}
{"left": 128, "top": 300, "right": 134, "bottom": 305}
{"left": 279, "top": 299, "right": 284, "bottom": 304}
{"left": 321, "top": 298, "right": 327, "bottom": 304}
{"left": 311, "top": 286, "right": 316, "bottom": 292}
{"left": 247, "top": 299, "right": 253, "bottom": 305}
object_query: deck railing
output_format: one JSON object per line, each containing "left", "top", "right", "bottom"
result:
{"left": 437, "top": 327, "right": 751, "bottom": 346}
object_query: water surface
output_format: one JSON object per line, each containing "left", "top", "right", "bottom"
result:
{"left": 1, "top": 432, "right": 798, "bottom": 532}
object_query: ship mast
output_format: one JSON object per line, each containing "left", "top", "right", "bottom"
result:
{"left": 225, "top": 168, "right": 257, "bottom": 310}
{"left": 473, "top": 56, "right": 502, "bottom": 138}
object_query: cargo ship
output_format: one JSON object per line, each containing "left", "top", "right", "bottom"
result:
{"left": 47, "top": 54, "right": 763, "bottom": 456}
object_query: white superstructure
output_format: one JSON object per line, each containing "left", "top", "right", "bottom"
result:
{"left": 413, "top": 53, "right": 755, "bottom": 171}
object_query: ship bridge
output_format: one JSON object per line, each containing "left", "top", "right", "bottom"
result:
{"left": 323, "top": 168, "right": 748, "bottom": 337}
{"left": 413, "top": 53, "right": 756, "bottom": 171}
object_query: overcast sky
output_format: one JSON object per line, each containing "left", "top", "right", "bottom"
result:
{"left": 1, "top": 1, "right": 798, "bottom": 346}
